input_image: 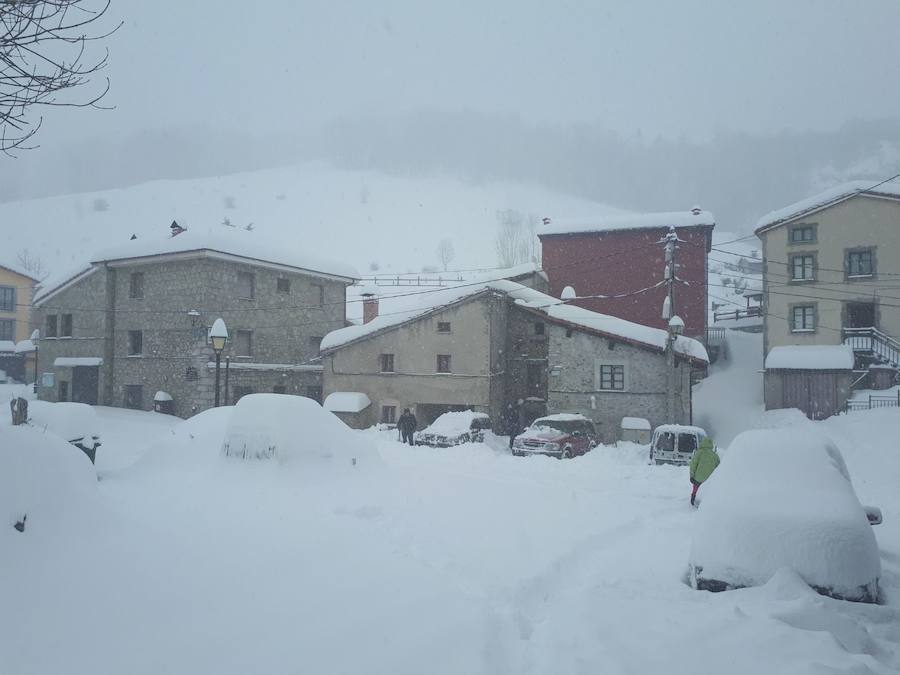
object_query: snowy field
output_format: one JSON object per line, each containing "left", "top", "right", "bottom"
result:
{"left": 3, "top": 382, "right": 900, "bottom": 674}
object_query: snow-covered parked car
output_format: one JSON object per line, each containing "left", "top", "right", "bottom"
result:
{"left": 511, "top": 413, "right": 598, "bottom": 458}
{"left": 688, "top": 428, "right": 882, "bottom": 603}
{"left": 649, "top": 424, "right": 707, "bottom": 465}
{"left": 414, "top": 410, "right": 492, "bottom": 447}
{"left": 28, "top": 401, "right": 102, "bottom": 464}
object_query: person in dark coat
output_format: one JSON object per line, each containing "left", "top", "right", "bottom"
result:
{"left": 504, "top": 401, "right": 522, "bottom": 449}
{"left": 397, "top": 408, "right": 417, "bottom": 446}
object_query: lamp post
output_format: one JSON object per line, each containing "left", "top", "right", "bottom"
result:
{"left": 666, "top": 315, "right": 685, "bottom": 423}
{"left": 210, "top": 318, "right": 228, "bottom": 407}
{"left": 30, "top": 329, "right": 39, "bottom": 393}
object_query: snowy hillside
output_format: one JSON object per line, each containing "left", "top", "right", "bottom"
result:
{"left": 1, "top": 161, "right": 620, "bottom": 281}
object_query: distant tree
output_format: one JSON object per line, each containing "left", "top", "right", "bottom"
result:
{"left": 91, "top": 197, "right": 108, "bottom": 212}
{"left": 223, "top": 195, "right": 236, "bottom": 209}
{"left": 1, "top": 0, "right": 120, "bottom": 154}
{"left": 222, "top": 216, "right": 234, "bottom": 227}
{"left": 15, "top": 248, "right": 48, "bottom": 281}
{"left": 436, "top": 238, "right": 455, "bottom": 271}
{"left": 244, "top": 222, "right": 254, "bottom": 231}
{"left": 495, "top": 209, "right": 530, "bottom": 268}
{"left": 369, "top": 261, "right": 380, "bottom": 272}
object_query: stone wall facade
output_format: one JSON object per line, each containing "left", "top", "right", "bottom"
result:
{"left": 33, "top": 254, "right": 350, "bottom": 417}
{"left": 547, "top": 325, "right": 693, "bottom": 444}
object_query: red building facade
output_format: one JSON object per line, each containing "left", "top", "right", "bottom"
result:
{"left": 539, "top": 213, "right": 714, "bottom": 340}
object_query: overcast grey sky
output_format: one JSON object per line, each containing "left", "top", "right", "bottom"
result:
{"left": 35, "top": 0, "right": 900, "bottom": 146}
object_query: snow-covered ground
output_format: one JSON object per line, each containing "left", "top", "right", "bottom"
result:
{"left": 3, "top": 376, "right": 899, "bottom": 674}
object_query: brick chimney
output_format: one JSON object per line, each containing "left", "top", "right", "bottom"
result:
{"left": 362, "top": 290, "right": 379, "bottom": 324}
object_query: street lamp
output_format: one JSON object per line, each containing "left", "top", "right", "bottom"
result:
{"left": 30, "top": 329, "right": 39, "bottom": 393}
{"left": 210, "top": 318, "right": 228, "bottom": 407}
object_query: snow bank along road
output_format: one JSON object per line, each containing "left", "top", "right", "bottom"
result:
{"left": 3, "top": 407, "right": 900, "bottom": 675}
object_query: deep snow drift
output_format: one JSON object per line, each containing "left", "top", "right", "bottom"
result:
{"left": 3, "top": 396, "right": 900, "bottom": 674}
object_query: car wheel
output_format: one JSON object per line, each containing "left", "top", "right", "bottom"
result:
{"left": 560, "top": 447, "right": 572, "bottom": 459}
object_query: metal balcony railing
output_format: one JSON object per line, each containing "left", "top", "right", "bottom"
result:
{"left": 843, "top": 327, "right": 900, "bottom": 368}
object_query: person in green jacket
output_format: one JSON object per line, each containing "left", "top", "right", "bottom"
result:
{"left": 689, "top": 437, "right": 720, "bottom": 506}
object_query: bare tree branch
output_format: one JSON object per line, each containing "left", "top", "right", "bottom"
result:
{"left": 1, "top": 0, "right": 121, "bottom": 155}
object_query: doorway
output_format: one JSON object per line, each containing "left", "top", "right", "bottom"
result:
{"left": 72, "top": 366, "right": 99, "bottom": 405}
{"left": 845, "top": 301, "right": 876, "bottom": 330}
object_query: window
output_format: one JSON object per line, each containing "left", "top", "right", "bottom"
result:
{"left": 791, "top": 305, "right": 816, "bottom": 332}
{"left": 185, "top": 366, "right": 199, "bottom": 381}
{"left": 526, "top": 362, "right": 544, "bottom": 393}
{"left": 846, "top": 249, "right": 874, "bottom": 278}
{"left": 788, "top": 225, "right": 816, "bottom": 244}
{"left": 234, "top": 329, "right": 252, "bottom": 357}
{"left": 124, "top": 385, "right": 144, "bottom": 410}
{"left": 277, "top": 277, "right": 291, "bottom": 293}
{"left": 309, "top": 336, "right": 323, "bottom": 353}
{"left": 437, "top": 321, "right": 451, "bottom": 333}
{"left": 0, "top": 285, "right": 14, "bottom": 312}
{"left": 46, "top": 314, "right": 58, "bottom": 337}
{"left": 311, "top": 283, "right": 325, "bottom": 306}
{"left": 789, "top": 254, "right": 815, "bottom": 281}
{"left": 598, "top": 364, "right": 625, "bottom": 391}
{"left": 678, "top": 433, "right": 698, "bottom": 454}
{"left": 128, "top": 330, "right": 143, "bottom": 355}
{"left": 58, "top": 381, "right": 69, "bottom": 402}
{"left": 436, "top": 354, "right": 452, "bottom": 373}
{"left": 534, "top": 322, "right": 545, "bottom": 335}
{"left": 381, "top": 405, "right": 397, "bottom": 424}
{"left": 0, "top": 319, "right": 13, "bottom": 341}
{"left": 380, "top": 353, "right": 395, "bottom": 372}
{"left": 237, "top": 271, "right": 255, "bottom": 299}
{"left": 60, "top": 314, "right": 73, "bottom": 337}
{"left": 129, "top": 272, "right": 144, "bottom": 299}
{"left": 273, "top": 385, "right": 286, "bottom": 394}
{"left": 305, "top": 386, "right": 323, "bottom": 403}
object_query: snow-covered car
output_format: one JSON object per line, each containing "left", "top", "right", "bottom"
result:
{"left": 28, "top": 401, "right": 102, "bottom": 464}
{"left": 649, "top": 424, "right": 707, "bottom": 466}
{"left": 688, "top": 428, "right": 882, "bottom": 603}
{"left": 414, "top": 410, "right": 491, "bottom": 447}
{"left": 511, "top": 413, "right": 598, "bottom": 458}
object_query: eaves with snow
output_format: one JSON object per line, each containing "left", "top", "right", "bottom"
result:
{"left": 539, "top": 209, "right": 715, "bottom": 237}
{"left": 321, "top": 279, "right": 708, "bottom": 363}
{"left": 34, "top": 227, "right": 360, "bottom": 305}
{"left": 755, "top": 180, "right": 900, "bottom": 234}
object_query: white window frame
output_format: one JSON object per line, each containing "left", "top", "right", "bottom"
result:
{"left": 790, "top": 305, "right": 816, "bottom": 333}
{"left": 790, "top": 254, "right": 815, "bottom": 281}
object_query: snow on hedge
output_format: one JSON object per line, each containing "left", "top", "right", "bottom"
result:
{"left": 28, "top": 400, "right": 101, "bottom": 443}
{"left": 323, "top": 391, "right": 371, "bottom": 413}
{"left": 322, "top": 278, "right": 708, "bottom": 362}
{"left": 421, "top": 410, "right": 488, "bottom": 436}
{"left": 0, "top": 425, "right": 98, "bottom": 535}
{"left": 222, "top": 393, "right": 378, "bottom": 466}
{"left": 689, "top": 428, "right": 880, "bottom": 600}
{"left": 765, "top": 345, "right": 854, "bottom": 370}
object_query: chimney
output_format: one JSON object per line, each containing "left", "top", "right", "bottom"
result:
{"left": 690, "top": 206, "right": 702, "bottom": 216}
{"left": 362, "top": 289, "right": 379, "bottom": 324}
{"left": 170, "top": 220, "right": 186, "bottom": 237}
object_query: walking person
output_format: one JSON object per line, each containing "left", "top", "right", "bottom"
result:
{"left": 397, "top": 408, "right": 418, "bottom": 446}
{"left": 689, "top": 437, "right": 720, "bottom": 506}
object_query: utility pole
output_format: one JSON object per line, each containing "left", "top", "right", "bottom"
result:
{"left": 662, "top": 226, "right": 681, "bottom": 424}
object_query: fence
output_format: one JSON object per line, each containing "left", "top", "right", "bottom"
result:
{"left": 846, "top": 391, "right": 900, "bottom": 412}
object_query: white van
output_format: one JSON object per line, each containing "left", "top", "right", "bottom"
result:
{"left": 649, "top": 424, "right": 707, "bottom": 466}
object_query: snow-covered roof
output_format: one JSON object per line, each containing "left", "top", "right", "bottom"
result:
{"left": 764, "top": 345, "right": 854, "bottom": 371}
{"left": 323, "top": 392, "right": 372, "bottom": 413}
{"left": 32, "top": 264, "right": 98, "bottom": 305}
{"left": 620, "top": 417, "right": 651, "bottom": 431}
{"left": 54, "top": 357, "right": 103, "bottom": 367}
{"left": 204, "top": 362, "right": 323, "bottom": 372}
{"left": 92, "top": 228, "right": 359, "bottom": 280}
{"left": 321, "top": 279, "right": 709, "bottom": 363}
{"left": 0, "top": 340, "right": 15, "bottom": 353}
{"left": 541, "top": 210, "right": 715, "bottom": 237}
{"left": 653, "top": 424, "right": 707, "bottom": 436}
{"left": 755, "top": 180, "right": 900, "bottom": 233}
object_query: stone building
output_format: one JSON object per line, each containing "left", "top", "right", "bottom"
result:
{"left": 32, "top": 227, "right": 357, "bottom": 417}
{"left": 320, "top": 280, "right": 708, "bottom": 439}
